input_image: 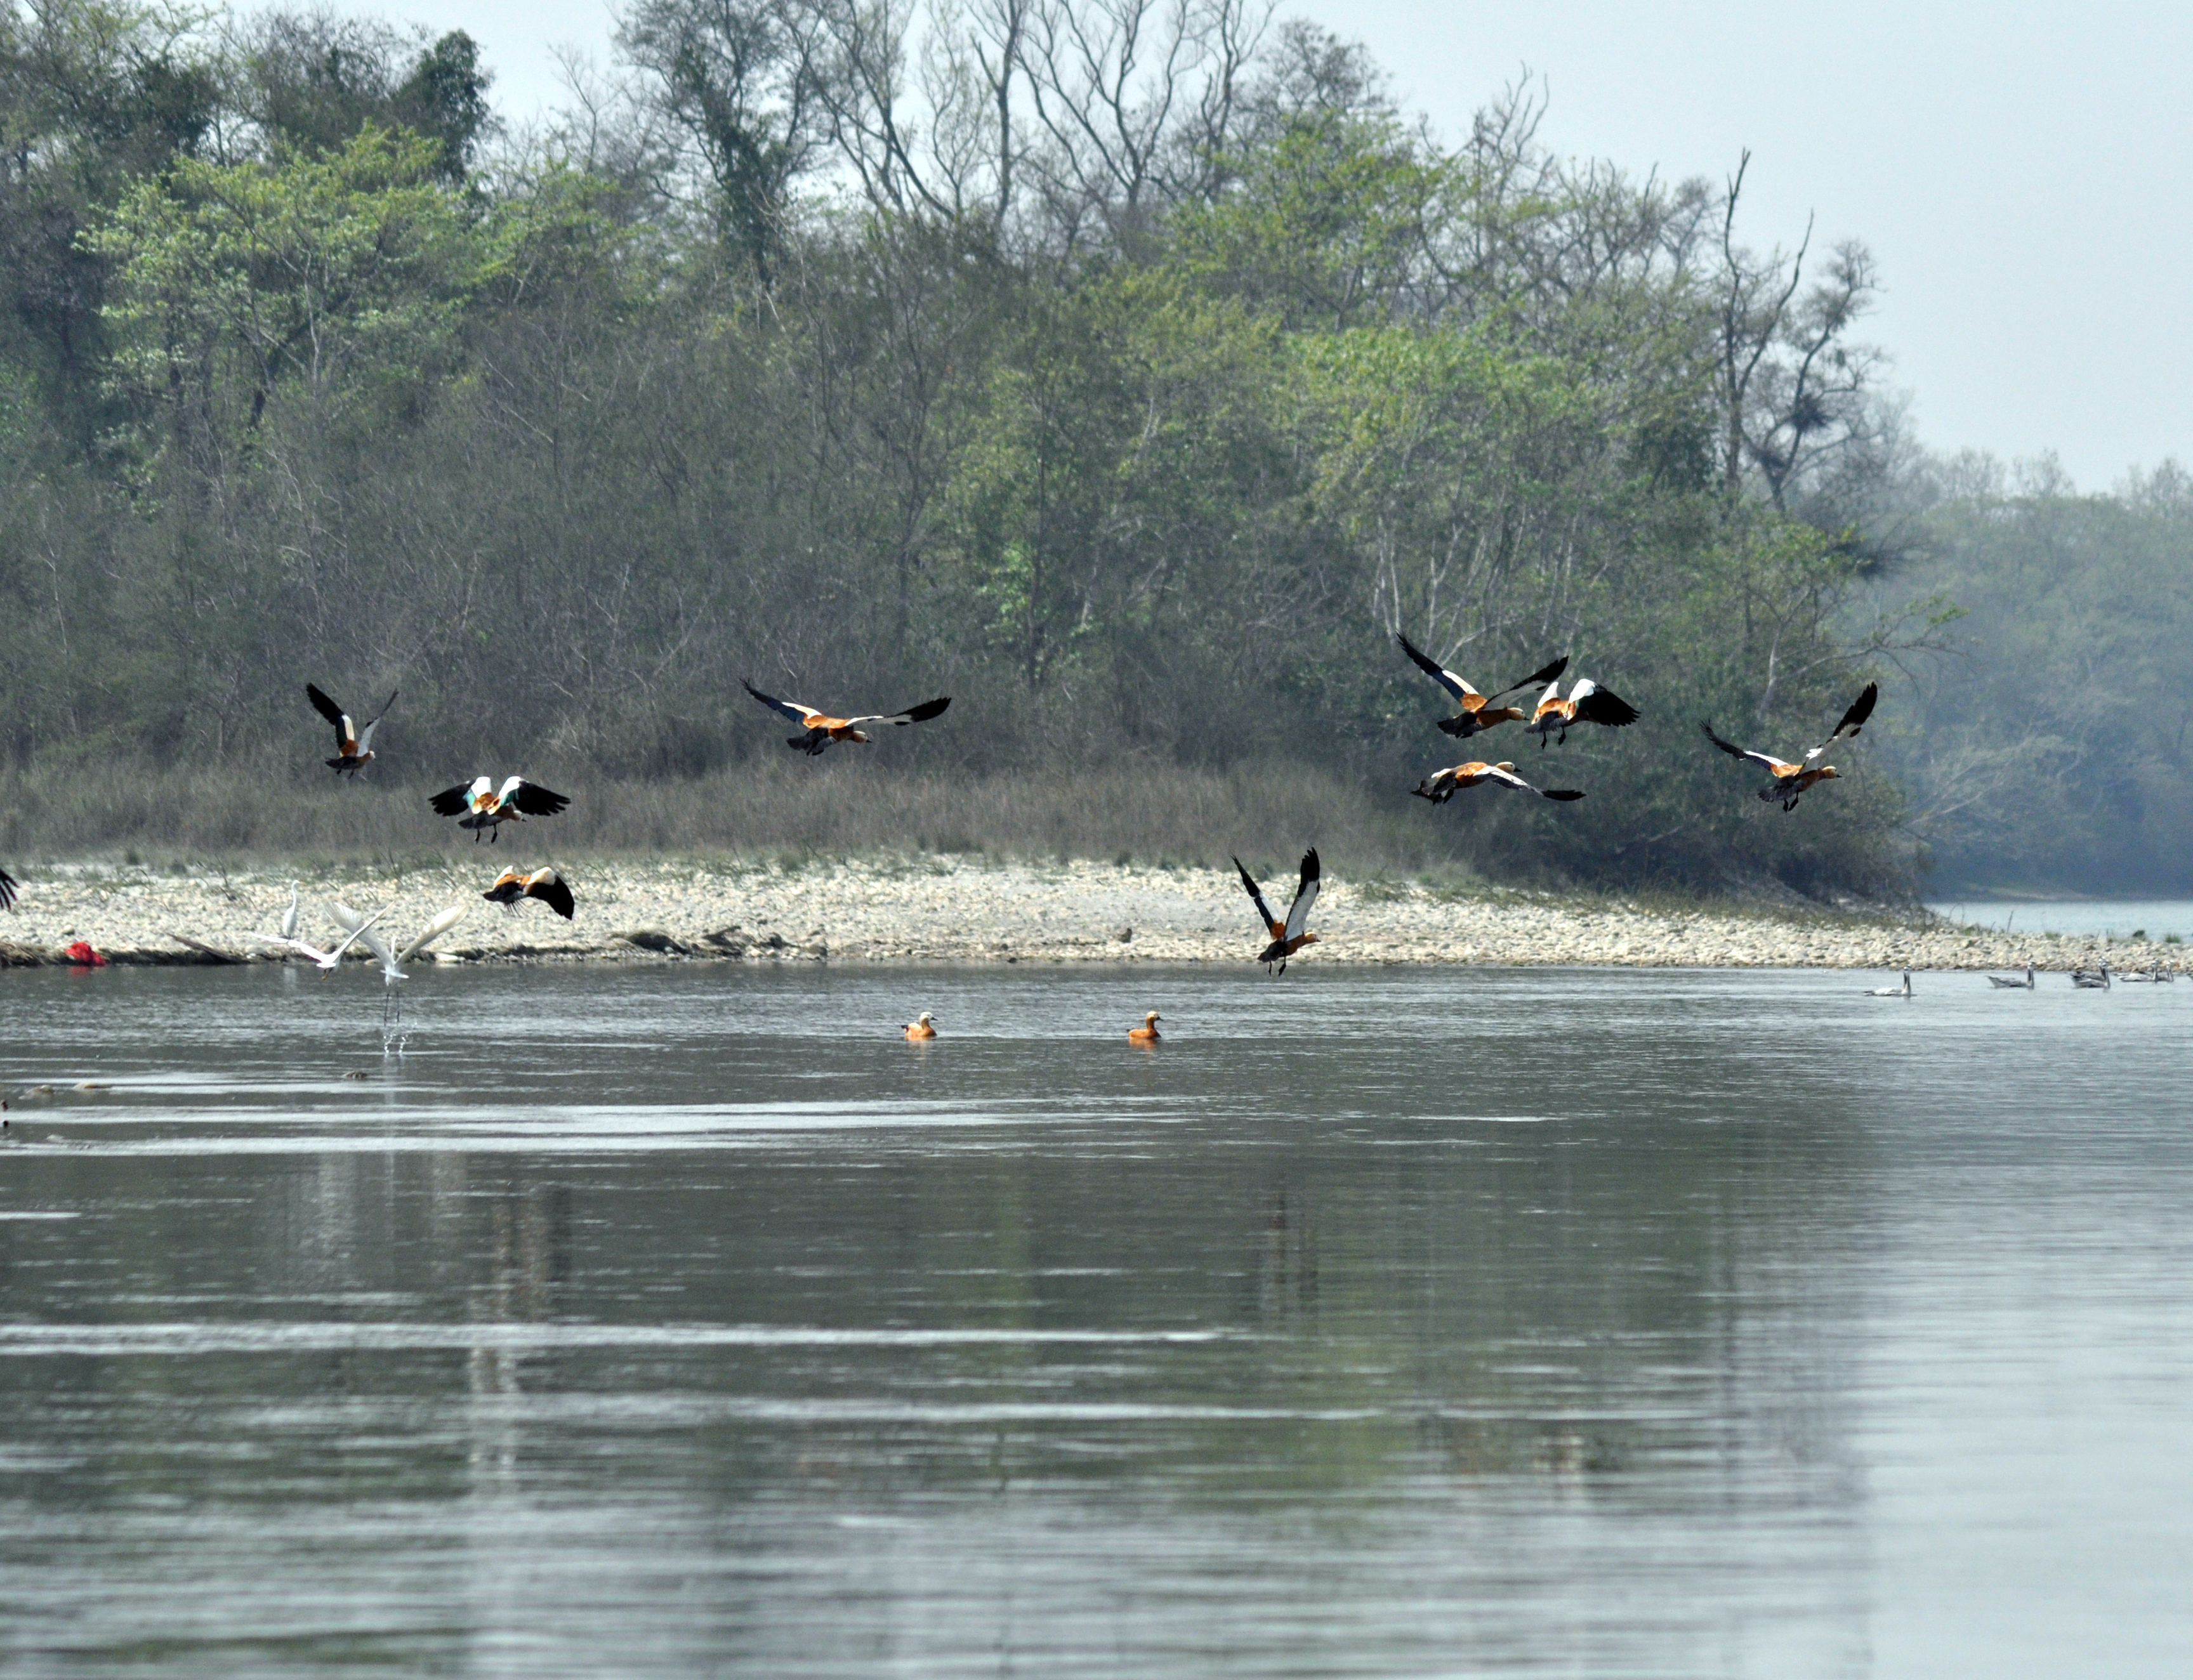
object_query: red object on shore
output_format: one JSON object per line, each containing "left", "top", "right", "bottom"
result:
{"left": 62, "top": 940, "right": 106, "bottom": 968}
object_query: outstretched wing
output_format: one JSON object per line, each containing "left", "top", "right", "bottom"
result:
{"left": 1487, "top": 654, "right": 1571, "bottom": 702}
{"left": 355, "top": 690, "right": 398, "bottom": 753}
{"left": 1395, "top": 633, "right": 1477, "bottom": 707}
{"left": 843, "top": 696, "right": 952, "bottom": 728}
{"left": 508, "top": 780, "right": 570, "bottom": 817}
{"left": 1571, "top": 681, "right": 1639, "bottom": 728}
{"left": 1234, "top": 856, "right": 1283, "bottom": 938}
{"left": 1483, "top": 763, "right": 1587, "bottom": 801}
{"left": 327, "top": 902, "right": 390, "bottom": 964}
{"left": 306, "top": 684, "right": 346, "bottom": 735}
{"left": 397, "top": 905, "right": 468, "bottom": 965}
{"left": 743, "top": 680, "right": 820, "bottom": 728}
{"left": 1282, "top": 848, "right": 1321, "bottom": 945}
{"left": 428, "top": 782, "right": 475, "bottom": 817}
{"left": 1701, "top": 722, "right": 1797, "bottom": 777}
{"left": 1805, "top": 682, "right": 1878, "bottom": 765}
{"left": 0, "top": 866, "right": 15, "bottom": 912}
{"left": 526, "top": 870, "right": 576, "bottom": 920}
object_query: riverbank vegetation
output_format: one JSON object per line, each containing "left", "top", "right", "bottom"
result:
{"left": 5, "top": 0, "right": 2129, "bottom": 898}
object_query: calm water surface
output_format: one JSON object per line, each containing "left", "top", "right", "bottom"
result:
{"left": 1930, "top": 896, "right": 2193, "bottom": 941}
{"left": 1, "top": 961, "right": 2190, "bottom": 1677}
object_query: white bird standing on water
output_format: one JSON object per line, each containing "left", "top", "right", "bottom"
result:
{"left": 1866, "top": 969, "right": 1913, "bottom": 997}
{"left": 331, "top": 902, "right": 468, "bottom": 983}
{"left": 256, "top": 907, "right": 387, "bottom": 972}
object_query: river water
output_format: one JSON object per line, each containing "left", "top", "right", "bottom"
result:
{"left": 1, "top": 961, "right": 2189, "bottom": 1677}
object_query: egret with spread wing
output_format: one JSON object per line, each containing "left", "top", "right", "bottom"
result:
{"left": 428, "top": 776, "right": 571, "bottom": 842}
{"left": 483, "top": 866, "right": 574, "bottom": 919}
{"left": 254, "top": 906, "right": 386, "bottom": 972}
{"left": 741, "top": 679, "right": 950, "bottom": 756}
{"left": 1234, "top": 848, "right": 1321, "bottom": 975}
{"left": 1525, "top": 678, "right": 1640, "bottom": 747}
{"left": 1702, "top": 683, "right": 1878, "bottom": 811}
{"left": 1412, "top": 760, "right": 1585, "bottom": 804}
{"left": 307, "top": 685, "right": 397, "bottom": 778}
{"left": 332, "top": 901, "right": 468, "bottom": 983}
{"left": 1394, "top": 634, "right": 1569, "bottom": 740}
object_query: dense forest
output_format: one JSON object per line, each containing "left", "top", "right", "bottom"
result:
{"left": 1, "top": 0, "right": 2173, "bottom": 895}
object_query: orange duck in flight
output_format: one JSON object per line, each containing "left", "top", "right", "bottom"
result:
{"left": 1702, "top": 683, "right": 1878, "bottom": 811}
{"left": 1524, "top": 677, "right": 1639, "bottom": 747}
{"left": 742, "top": 680, "right": 950, "bottom": 756}
{"left": 307, "top": 684, "right": 397, "bottom": 778}
{"left": 483, "top": 866, "right": 575, "bottom": 919}
{"left": 429, "top": 776, "right": 571, "bottom": 843}
{"left": 1235, "top": 848, "right": 1320, "bottom": 975}
{"left": 1395, "top": 634, "right": 1569, "bottom": 740}
{"left": 1412, "top": 761, "right": 1584, "bottom": 804}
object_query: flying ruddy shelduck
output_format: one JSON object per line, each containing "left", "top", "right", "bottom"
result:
{"left": 903, "top": 1011, "right": 937, "bottom": 1040}
{"left": 331, "top": 901, "right": 468, "bottom": 983}
{"left": 1127, "top": 1011, "right": 1162, "bottom": 1044}
{"left": 1524, "top": 676, "right": 1640, "bottom": 747}
{"left": 1701, "top": 683, "right": 1878, "bottom": 812}
{"left": 1235, "top": 848, "right": 1320, "bottom": 975}
{"left": 482, "top": 866, "right": 575, "bottom": 920}
{"left": 1412, "top": 761, "right": 1584, "bottom": 804}
{"left": 1394, "top": 634, "right": 1569, "bottom": 740}
{"left": 254, "top": 905, "right": 386, "bottom": 972}
{"left": 741, "top": 679, "right": 951, "bottom": 756}
{"left": 306, "top": 684, "right": 397, "bottom": 777}
{"left": 428, "top": 775, "right": 571, "bottom": 842}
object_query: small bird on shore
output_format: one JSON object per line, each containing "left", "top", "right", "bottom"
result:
{"left": 428, "top": 776, "right": 570, "bottom": 843}
{"left": 331, "top": 902, "right": 468, "bottom": 983}
{"left": 742, "top": 679, "right": 951, "bottom": 756}
{"left": 483, "top": 866, "right": 575, "bottom": 919}
{"left": 1987, "top": 962, "right": 2036, "bottom": 990}
{"left": 1525, "top": 677, "right": 1639, "bottom": 747}
{"left": 307, "top": 685, "right": 397, "bottom": 778}
{"left": 903, "top": 1011, "right": 937, "bottom": 1040}
{"left": 1393, "top": 634, "right": 1569, "bottom": 740}
{"left": 1127, "top": 1011, "right": 1162, "bottom": 1044}
{"left": 1235, "top": 849, "right": 1320, "bottom": 975}
{"left": 1412, "top": 760, "right": 1584, "bottom": 804}
{"left": 0, "top": 867, "right": 16, "bottom": 912}
{"left": 255, "top": 908, "right": 386, "bottom": 973}
{"left": 1866, "top": 969, "right": 1912, "bottom": 997}
{"left": 1702, "top": 683, "right": 1878, "bottom": 811}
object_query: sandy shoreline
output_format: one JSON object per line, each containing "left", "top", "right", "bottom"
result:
{"left": 0, "top": 856, "right": 2163, "bottom": 973}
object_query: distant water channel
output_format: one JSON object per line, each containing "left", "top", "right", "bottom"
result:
{"left": 3, "top": 962, "right": 2191, "bottom": 1677}
{"left": 1930, "top": 897, "right": 2193, "bottom": 942}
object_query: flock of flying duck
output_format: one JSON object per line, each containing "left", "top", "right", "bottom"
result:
{"left": 0, "top": 644, "right": 2156, "bottom": 1030}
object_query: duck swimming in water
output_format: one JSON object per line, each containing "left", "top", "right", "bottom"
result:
{"left": 1865, "top": 969, "right": 1913, "bottom": 997}
{"left": 1987, "top": 962, "right": 2036, "bottom": 990}
{"left": 902, "top": 1011, "right": 937, "bottom": 1040}
{"left": 1127, "top": 1011, "right": 1161, "bottom": 1044}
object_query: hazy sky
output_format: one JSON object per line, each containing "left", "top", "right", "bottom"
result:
{"left": 339, "top": 0, "right": 2191, "bottom": 489}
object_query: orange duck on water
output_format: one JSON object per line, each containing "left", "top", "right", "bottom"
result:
{"left": 903, "top": 1011, "right": 937, "bottom": 1040}
{"left": 1127, "top": 1011, "right": 1162, "bottom": 1044}
{"left": 1234, "top": 849, "right": 1320, "bottom": 975}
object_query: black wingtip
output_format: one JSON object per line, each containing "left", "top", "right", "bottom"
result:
{"left": 902, "top": 696, "right": 951, "bottom": 723}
